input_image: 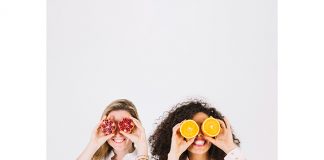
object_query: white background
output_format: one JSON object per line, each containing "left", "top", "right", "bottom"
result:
{"left": 1, "top": 0, "right": 324, "bottom": 160}
{"left": 47, "top": 0, "right": 276, "bottom": 160}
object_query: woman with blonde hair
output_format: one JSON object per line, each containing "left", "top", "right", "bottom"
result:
{"left": 77, "top": 99, "right": 149, "bottom": 160}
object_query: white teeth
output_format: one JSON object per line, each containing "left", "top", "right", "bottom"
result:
{"left": 113, "top": 139, "right": 125, "bottom": 143}
{"left": 194, "top": 140, "right": 205, "bottom": 146}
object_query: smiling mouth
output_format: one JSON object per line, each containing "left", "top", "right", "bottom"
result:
{"left": 112, "top": 138, "right": 125, "bottom": 143}
{"left": 193, "top": 138, "right": 206, "bottom": 146}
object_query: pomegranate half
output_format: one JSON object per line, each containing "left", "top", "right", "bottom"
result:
{"left": 118, "top": 118, "right": 135, "bottom": 133}
{"left": 100, "top": 119, "right": 117, "bottom": 135}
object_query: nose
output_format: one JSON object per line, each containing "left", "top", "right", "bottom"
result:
{"left": 198, "top": 123, "right": 207, "bottom": 137}
{"left": 197, "top": 127, "right": 203, "bottom": 137}
{"left": 197, "top": 132, "right": 203, "bottom": 137}
{"left": 113, "top": 124, "right": 125, "bottom": 137}
{"left": 115, "top": 130, "right": 121, "bottom": 135}
{"left": 114, "top": 126, "right": 122, "bottom": 135}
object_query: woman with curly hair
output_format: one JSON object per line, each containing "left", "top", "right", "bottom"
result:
{"left": 149, "top": 100, "right": 246, "bottom": 160}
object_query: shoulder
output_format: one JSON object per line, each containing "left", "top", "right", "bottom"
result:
{"left": 224, "top": 147, "right": 247, "bottom": 160}
{"left": 123, "top": 149, "right": 138, "bottom": 160}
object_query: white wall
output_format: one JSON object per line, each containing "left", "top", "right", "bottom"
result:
{"left": 48, "top": 0, "right": 276, "bottom": 159}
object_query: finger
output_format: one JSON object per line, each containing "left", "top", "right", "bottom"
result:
{"left": 100, "top": 133, "right": 115, "bottom": 141}
{"left": 97, "top": 128, "right": 106, "bottom": 136}
{"left": 120, "top": 130, "right": 137, "bottom": 142}
{"left": 119, "top": 130, "right": 132, "bottom": 138}
{"left": 105, "top": 133, "right": 114, "bottom": 139}
{"left": 185, "top": 138, "right": 195, "bottom": 148}
{"left": 223, "top": 117, "right": 232, "bottom": 130}
{"left": 204, "top": 135, "right": 216, "bottom": 145}
{"left": 172, "top": 123, "right": 181, "bottom": 135}
{"left": 128, "top": 116, "right": 141, "bottom": 124}
{"left": 217, "top": 119, "right": 229, "bottom": 135}
{"left": 217, "top": 119, "right": 227, "bottom": 130}
{"left": 128, "top": 116, "right": 143, "bottom": 130}
{"left": 224, "top": 117, "right": 232, "bottom": 133}
{"left": 128, "top": 117, "right": 145, "bottom": 135}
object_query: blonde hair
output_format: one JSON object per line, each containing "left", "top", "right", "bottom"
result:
{"left": 92, "top": 99, "right": 140, "bottom": 160}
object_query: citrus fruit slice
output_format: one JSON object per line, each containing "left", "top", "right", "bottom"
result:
{"left": 202, "top": 116, "right": 221, "bottom": 137}
{"left": 180, "top": 120, "right": 199, "bottom": 139}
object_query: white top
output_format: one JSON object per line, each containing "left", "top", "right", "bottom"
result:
{"left": 103, "top": 147, "right": 245, "bottom": 160}
{"left": 185, "top": 147, "right": 246, "bottom": 160}
{"left": 224, "top": 147, "right": 246, "bottom": 160}
{"left": 104, "top": 149, "right": 138, "bottom": 160}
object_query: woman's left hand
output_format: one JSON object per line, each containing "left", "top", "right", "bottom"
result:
{"left": 204, "top": 117, "right": 238, "bottom": 154}
{"left": 120, "top": 116, "right": 148, "bottom": 156}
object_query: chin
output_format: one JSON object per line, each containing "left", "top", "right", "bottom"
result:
{"left": 188, "top": 137, "right": 212, "bottom": 154}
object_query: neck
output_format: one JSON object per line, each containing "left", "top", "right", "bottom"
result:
{"left": 112, "top": 146, "right": 134, "bottom": 160}
{"left": 188, "top": 152, "right": 209, "bottom": 160}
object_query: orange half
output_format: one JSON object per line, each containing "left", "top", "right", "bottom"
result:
{"left": 202, "top": 116, "right": 221, "bottom": 137}
{"left": 180, "top": 120, "right": 199, "bottom": 139}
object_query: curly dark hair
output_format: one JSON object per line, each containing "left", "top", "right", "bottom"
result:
{"left": 149, "top": 99, "right": 240, "bottom": 160}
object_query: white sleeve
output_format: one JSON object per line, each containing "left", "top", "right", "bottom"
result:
{"left": 224, "top": 147, "right": 246, "bottom": 160}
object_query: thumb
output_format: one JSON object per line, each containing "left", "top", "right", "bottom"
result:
{"left": 120, "top": 131, "right": 137, "bottom": 142}
{"left": 185, "top": 138, "right": 195, "bottom": 148}
{"left": 96, "top": 134, "right": 114, "bottom": 146}
{"left": 204, "top": 136, "right": 217, "bottom": 145}
{"left": 104, "top": 133, "right": 114, "bottom": 140}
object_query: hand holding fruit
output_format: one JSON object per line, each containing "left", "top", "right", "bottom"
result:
{"left": 168, "top": 123, "right": 195, "bottom": 160}
{"left": 90, "top": 116, "right": 115, "bottom": 148}
{"left": 204, "top": 117, "right": 238, "bottom": 153}
{"left": 119, "top": 116, "right": 149, "bottom": 156}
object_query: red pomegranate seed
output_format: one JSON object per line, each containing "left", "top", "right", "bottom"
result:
{"left": 118, "top": 118, "right": 135, "bottom": 133}
{"left": 100, "top": 119, "right": 116, "bottom": 135}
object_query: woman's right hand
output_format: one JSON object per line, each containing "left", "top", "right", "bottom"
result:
{"left": 167, "top": 123, "right": 195, "bottom": 160}
{"left": 77, "top": 116, "right": 114, "bottom": 160}
{"left": 89, "top": 116, "right": 115, "bottom": 147}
